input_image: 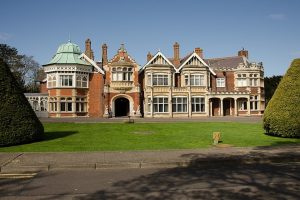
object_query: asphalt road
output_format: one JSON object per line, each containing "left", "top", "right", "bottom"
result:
{"left": 1, "top": 162, "right": 300, "bottom": 200}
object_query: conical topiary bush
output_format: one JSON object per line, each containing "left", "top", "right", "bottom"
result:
{"left": 0, "top": 58, "right": 44, "bottom": 146}
{"left": 263, "top": 58, "right": 300, "bottom": 138}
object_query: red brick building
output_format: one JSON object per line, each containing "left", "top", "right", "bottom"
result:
{"left": 26, "top": 40, "right": 264, "bottom": 118}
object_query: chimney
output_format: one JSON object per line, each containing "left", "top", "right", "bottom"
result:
{"left": 90, "top": 50, "right": 94, "bottom": 60}
{"left": 102, "top": 43, "right": 108, "bottom": 66}
{"left": 147, "top": 52, "right": 153, "bottom": 62}
{"left": 173, "top": 42, "right": 180, "bottom": 66}
{"left": 238, "top": 48, "right": 248, "bottom": 59}
{"left": 195, "top": 47, "right": 203, "bottom": 58}
{"left": 85, "top": 38, "right": 92, "bottom": 59}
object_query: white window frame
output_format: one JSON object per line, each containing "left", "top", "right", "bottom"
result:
{"left": 172, "top": 97, "right": 188, "bottom": 113}
{"left": 76, "top": 75, "right": 88, "bottom": 88}
{"left": 60, "top": 75, "right": 73, "bottom": 87}
{"left": 250, "top": 95, "right": 258, "bottom": 110}
{"left": 76, "top": 97, "right": 87, "bottom": 112}
{"left": 216, "top": 78, "right": 225, "bottom": 87}
{"left": 152, "top": 74, "right": 169, "bottom": 86}
{"left": 187, "top": 74, "right": 205, "bottom": 86}
{"left": 153, "top": 97, "right": 168, "bottom": 113}
{"left": 112, "top": 67, "right": 133, "bottom": 81}
{"left": 60, "top": 97, "right": 73, "bottom": 112}
{"left": 238, "top": 100, "right": 248, "bottom": 111}
{"left": 191, "top": 97, "right": 205, "bottom": 113}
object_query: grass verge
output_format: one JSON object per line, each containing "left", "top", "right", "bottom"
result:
{"left": 0, "top": 122, "right": 299, "bottom": 152}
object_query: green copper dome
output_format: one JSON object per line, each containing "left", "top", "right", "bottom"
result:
{"left": 45, "top": 41, "right": 90, "bottom": 66}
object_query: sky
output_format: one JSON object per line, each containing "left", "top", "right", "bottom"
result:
{"left": 1, "top": 0, "right": 299, "bottom": 76}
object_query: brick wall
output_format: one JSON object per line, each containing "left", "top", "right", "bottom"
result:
{"left": 88, "top": 73, "right": 104, "bottom": 117}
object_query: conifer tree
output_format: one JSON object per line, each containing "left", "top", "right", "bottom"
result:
{"left": 0, "top": 59, "right": 44, "bottom": 146}
{"left": 263, "top": 59, "right": 300, "bottom": 138}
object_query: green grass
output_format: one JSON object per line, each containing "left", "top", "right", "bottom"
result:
{"left": 1, "top": 122, "right": 300, "bottom": 152}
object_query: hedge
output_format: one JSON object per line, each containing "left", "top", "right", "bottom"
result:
{"left": 263, "top": 59, "right": 300, "bottom": 138}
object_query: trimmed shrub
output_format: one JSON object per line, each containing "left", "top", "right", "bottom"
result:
{"left": 263, "top": 59, "right": 300, "bottom": 138}
{"left": 0, "top": 59, "right": 44, "bottom": 146}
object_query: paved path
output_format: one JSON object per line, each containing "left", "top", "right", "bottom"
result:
{"left": 40, "top": 116, "right": 263, "bottom": 123}
{"left": 0, "top": 145, "right": 299, "bottom": 173}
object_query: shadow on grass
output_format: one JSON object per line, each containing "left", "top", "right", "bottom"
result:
{"left": 42, "top": 131, "right": 78, "bottom": 141}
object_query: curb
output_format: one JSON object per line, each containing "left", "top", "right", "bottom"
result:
{"left": 1, "top": 154, "right": 299, "bottom": 173}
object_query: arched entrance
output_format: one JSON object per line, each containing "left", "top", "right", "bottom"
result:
{"left": 114, "top": 97, "right": 130, "bottom": 117}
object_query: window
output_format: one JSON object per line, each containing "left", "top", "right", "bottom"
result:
{"left": 112, "top": 67, "right": 133, "bottom": 81}
{"left": 237, "top": 74, "right": 247, "bottom": 87}
{"left": 250, "top": 96, "right": 258, "bottom": 110}
{"left": 192, "top": 97, "right": 205, "bottom": 112}
{"left": 185, "top": 74, "right": 205, "bottom": 86}
{"left": 49, "top": 97, "right": 57, "bottom": 112}
{"left": 172, "top": 97, "right": 187, "bottom": 112}
{"left": 238, "top": 100, "right": 247, "bottom": 110}
{"left": 147, "top": 74, "right": 151, "bottom": 86}
{"left": 153, "top": 97, "right": 168, "bottom": 112}
{"left": 147, "top": 97, "right": 151, "bottom": 112}
{"left": 76, "top": 75, "right": 88, "bottom": 88}
{"left": 249, "top": 74, "right": 259, "bottom": 86}
{"left": 216, "top": 78, "right": 225, "bottom": 87}
{"left": 153, "top": 74, "right": 169, "bottom": 86}
{"left": 60, "top": 75, "right": 73, "bottom": 87}
{"left": 76, "top": 97, "right": 87, "bottom": 112}
{"left": 47, "top": 75, "right": 56, "bottom": 88}
{"left": 60, "top": 97, "right": 72, "bottom": 112}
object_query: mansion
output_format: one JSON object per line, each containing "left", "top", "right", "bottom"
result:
{"left": 25, "top": 39, "right": 265, "bottom": 118}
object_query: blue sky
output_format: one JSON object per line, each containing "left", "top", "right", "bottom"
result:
{"left": 1, "top": 0, "right": 299, "bottom": 76}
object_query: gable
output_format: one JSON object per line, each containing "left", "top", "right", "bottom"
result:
{"left": 139, "top": 51, "right": 175, "bottom": 73}
{"left": 177, "top": 52, "right": 216, "bottom": 75}
{"left": 79, "top": 53, "right": 105, "bottom": 74}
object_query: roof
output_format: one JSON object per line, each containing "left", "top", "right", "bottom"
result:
{"left": 44, "top": 41, "right": 90, "bottom": 66}
{"left": 204, "top": 56, "right": 246, "bottom": 70}
{"left": 139, "top": 51, "right": 175, "bottom": 73}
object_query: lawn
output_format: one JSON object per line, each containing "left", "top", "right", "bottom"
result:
{"left": 0, "top": 122, "right": 299, "bottom": 152}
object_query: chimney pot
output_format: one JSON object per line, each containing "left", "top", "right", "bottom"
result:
{"left": 195, "top": 47, "right": 203, "bottom": 58}
{"left": 238, "top": 49, "right": 248, "bottom": 59}
{"left": 147, "top": 52, "right": 153, "bottom": 62}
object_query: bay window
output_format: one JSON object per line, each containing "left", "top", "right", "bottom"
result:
{"left": 191, "top": 97, "right": 205, "bottom": 112}
{"left": 172, "top": 97, "right": 187, "bottom": 112}
{"left": 153, "top": 97, "right": 168, "bottom": 112}
{"left": 153, "top": 74, "right": 169, "bottom": 86}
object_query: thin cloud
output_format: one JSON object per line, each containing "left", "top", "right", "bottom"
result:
{"left": 0, "top": 32, "right": 11, "bottom": 41}
{"left": 268, "top": 14, "right": 286, "bottom": 20}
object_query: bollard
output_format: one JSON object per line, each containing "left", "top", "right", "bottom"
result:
{"left": 213, "top": 132, "right": 221, "bottom": 145}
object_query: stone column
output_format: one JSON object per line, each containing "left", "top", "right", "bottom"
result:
{"left": 247, "top": 97, "right": 251, "bottom": 116}
{"left": 234, "top": 98, "right": 238, "bottom": 116}
{"left": 205, "top": 96, "right": 209, "bottom": 117}
{"left": 220, "top": 98, "right": 223, "bottom": 116}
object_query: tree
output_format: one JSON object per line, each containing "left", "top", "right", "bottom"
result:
{"left": 0, "top": 58, "right": 44, "bottom": 146}
{"left": 264, "top": 75, "right": 283, "bottom": 106}
{"left": 263, "top": 59, "right": 300, "bottom": 138}
{"left": 0, "top": 44, "right": 41, "bottom": 92}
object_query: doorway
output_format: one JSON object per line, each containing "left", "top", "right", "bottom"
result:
{"left": 223, "top": 98, "right": 232, "bottom": 116}
{"left": 114, "top": 97, "right": 130, "bottom": 117}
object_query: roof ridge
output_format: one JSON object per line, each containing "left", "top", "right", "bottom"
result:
{"left": 205, "top": 55, "right": 240, "bottom": 60}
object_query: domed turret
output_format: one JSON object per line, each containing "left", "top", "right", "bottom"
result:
{"left": 45, "top": 41, "right": 89, "bottom": 66}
